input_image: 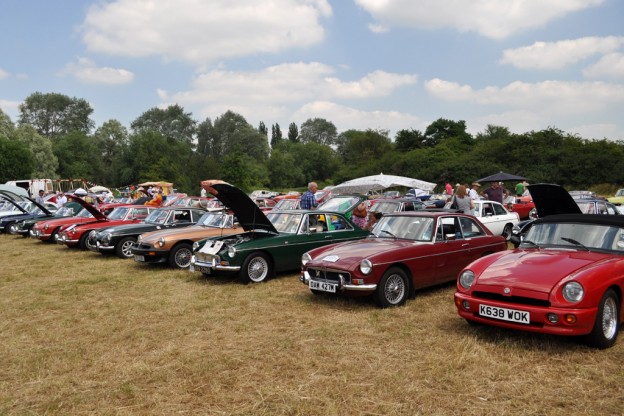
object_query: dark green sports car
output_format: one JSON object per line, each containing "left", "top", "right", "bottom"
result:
{"left": 189, "top": 181, "right": 370, "bottom": 283}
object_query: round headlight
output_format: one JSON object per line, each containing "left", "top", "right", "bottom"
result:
{"left": 459, "top": 270, "right": 476, "bottom": 289}
{"left": 302, "top": 252, "right": 312, "bottom": 266}
{"left": 192, "top": 241, "right": 200, "bottom": 251}
{"left": 360, "top": 259, "right": 372, "bottom": 275}
{"left": 562, "top": 281, "right": 584, "bottom": 303}
{"left": 44, "top": 224, "right": 49, "bottom": 231}
{"left": 137, "top": 235, "right": 143, "bottom": 243}
{"left": 228, "top": 246, "right": 237, "bottom": 258}
{"left": 102, "top": 233, "right": 111, "bottom": 244}
{"left": 157, "top": 237, "right": 165, "bottom": 247}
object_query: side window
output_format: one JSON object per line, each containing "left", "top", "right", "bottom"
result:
{"left": 459, "top": 217, "right": 485, "bottom": 238}
{"left": 174, "top": 210, "right": 190, "bottom": 223}
{"left": 596, "top": 202, "right": 608, "bottom": 215}
{"left": 492, "top": 203, "right": 506, "bottom": 215}
{"left": 483, "top": 203, "right": 494, "bottom": 216}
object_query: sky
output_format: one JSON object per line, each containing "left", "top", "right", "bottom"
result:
{"left": 1, "top": 0, "right": 623, "bottom": 141}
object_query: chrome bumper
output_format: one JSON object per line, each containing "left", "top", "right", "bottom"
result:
{"left": 300, "top": 271, "right": 377, "bottom": 291}
{"left": 190, "top": 255, "right": 240, "bottom": 272}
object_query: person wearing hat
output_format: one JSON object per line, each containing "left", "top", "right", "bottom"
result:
{"left": 469, "top": 182, "right": 481, "bottom": 202}
{"left": 56, "top": 191, "right": 67, "bottom": 207}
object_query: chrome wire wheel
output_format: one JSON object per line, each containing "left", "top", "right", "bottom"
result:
{"left": 247, "top": 256, "right": 269, "bottom": 283}
{"left": 601, "top": 296, "right": 618, "bottom": 340}
{"left": 384, "top": 273, "right": 407, "bottom": 305}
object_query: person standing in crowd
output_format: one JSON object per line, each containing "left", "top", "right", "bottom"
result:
{"left": 365, "top": 211, "right": 382, "bottom": 231}
{"left": 445, "top": 182, "right": 453, "bottom": 196}
{"left": 515, "top": 181, "right": 525, "bottom": 198}
{"left": 145, "top": 187, "right": 163, "bottom": 207}
{"left": 56, "top": 192, "right": 67, "bottom": 207}
{"left": 35, "top": 190, "right": 45, "bottom": 204}
{"left": 452, "top": 185, "right": 474, "bottom": 214}
{"left": 300, "top": 182, "right": 318, "bottom": 210}
{"left": 352, "top": 202, "right": 368, "bottom": 229}
{"left": 482, "top": 182, "right": 508, "bottom": 204}
{"left": 469, "top": 182, "right": 481, "bottom": 202}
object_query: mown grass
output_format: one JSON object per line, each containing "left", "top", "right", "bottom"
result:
{"left": 1, "top": 235, "right": 623, "bottom": 415}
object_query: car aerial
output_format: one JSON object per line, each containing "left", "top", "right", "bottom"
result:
{"left": 472, "top": 200, "right": 519, "bottom": 239}
{"left": 368, "top": 197, "right": 425, "bottom": 215}
{"left": 0, "top": 197, "right": 55, "bottom": 234}
{"left": 189, "top": 180, "right": 371, "bottom": 283}
{"left": 57, "top": 197, "right": 153, "bottom": 250}
{"left": 455, "top": 183, "right": 624, "bottom": 349}
{"left": 11, "top": 202, "right": 82, "bottom": 237}
{"left": 300, "top": 211, "right": 507, "bottom": 307}
{"left": 131, "top": 211, "right": 242, "bottom": 268}
{"left": 607, "top": 188, "right": 624, "bottom": 205}
{"left": 88, "top": 206, "right": 206, "bottom": 258}
{"left": 31, "top": 204, "right": 100, "bottom": 243}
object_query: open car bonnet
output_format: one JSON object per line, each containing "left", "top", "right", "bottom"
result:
{"left": 201, "top": 180, "right": 277, "bottom": 234}
{"left": 528, "top": 183, "right": 582, "bottom": 217}
{"left": 66, "top": 195, "right": 106, "bottom": 220}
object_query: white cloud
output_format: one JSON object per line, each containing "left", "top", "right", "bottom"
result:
{"left": 81, "top": 0, "right": 332, "bottom": 65}
{"left": 292, "top": 101, "right": 424, "bottom": 134}
{"left": 500, "top": 36, "right": 624, "bottom": 70}
{"left": 355, "top": 0, "right": 604, "bottom": 39}
{"left": 0, "top": 68, "right": 9, "bottom": 80}
{"left": 424, "top": 78, "right": 624, "bottom": 114}
{"left": 62, "top": 57, "right": 134, "bottom": 84}
{"left": 0, "top": 99, "right": 21, "bottom": 120}
{"left": 583, "top": 52, "right": 624, "bottom": 79}
{"left": 566, "top": 123, "right": 624, "bottom": 140}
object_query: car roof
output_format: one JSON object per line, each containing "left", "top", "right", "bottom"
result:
{"left": 534, "top": 213, "right": 624, "bottom": 227}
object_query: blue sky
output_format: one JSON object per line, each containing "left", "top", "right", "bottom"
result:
{"left": 1, "top": 0, "right": 623, "bottom": 140}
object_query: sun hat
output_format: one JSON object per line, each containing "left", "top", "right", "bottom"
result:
{"left": 471, "top": 182, "right": 481, "bottom": 187}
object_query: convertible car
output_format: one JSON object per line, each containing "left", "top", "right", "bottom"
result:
{"left": 189, "top": 180, "right": 370, "bottom": 283}
{"left": 11, "top": 202, "right": 82, "bottom": 237}
{"left": 0, "top": 196, "right": 56, "bottom": 234}
{"left": 131, "top": 211, "right": 241, "bottom": 268}
{"left": 88, "top": 206, "right": 206, "bottom": 258}
{"left": 455, "top": 184, "right": 624, "bottom": 349}
{"left": 57, "top": 196, "right": 153, "bottom": 250}
{"left": 300, "top": 211, "right": 507, "bottom": 307}
{"left": 31, "top": 204, "right": 100, "bottom": 243}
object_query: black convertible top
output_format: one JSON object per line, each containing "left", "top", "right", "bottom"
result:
{"left": 533, "top": 213, "right": 624, "bottom": 227}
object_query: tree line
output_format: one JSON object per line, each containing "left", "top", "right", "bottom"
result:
{"left": 1, "top": 91, "right": 623, "bottom": 195}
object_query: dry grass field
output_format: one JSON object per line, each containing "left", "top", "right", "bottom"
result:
{"left": 1, "top": 234, "right": 623, "bottom": 415}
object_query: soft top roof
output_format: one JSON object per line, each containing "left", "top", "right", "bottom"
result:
{"left": 533, "top": 213, "right": 624, "bottom": 227}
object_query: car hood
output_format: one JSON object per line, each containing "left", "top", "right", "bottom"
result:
{"left": 201, "top": 180, "right": 277, "bottom": 234}
{"left": 140, "top": 224, "right": 241, "bottom": 242}
{"left": 66, "top": 195, "right": 106, "bottom": 220}
{"left": 528, "top": 183, "right": 581, "bottom": 217}
{"left": 475, "top": 249, "right": 614, "bottom": 294}
{"left": 309, "top": 238, "right": 422, "bottom": 269}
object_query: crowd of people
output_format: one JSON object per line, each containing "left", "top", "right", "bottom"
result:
{"left": 445, "top": 180, "right": 530, "bottom": 214}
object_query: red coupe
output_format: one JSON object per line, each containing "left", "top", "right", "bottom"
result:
{"left": 300, "top": 211, "right": 507, "bottom": 307}
{"left": 455, "top": 185, "right": 624, "bottom": 348}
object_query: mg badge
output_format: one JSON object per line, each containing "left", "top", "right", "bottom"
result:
{"left": 503, "top": 287, "right": 511, "bottom": 295}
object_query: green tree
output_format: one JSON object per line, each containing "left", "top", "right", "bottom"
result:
{"left": 0, "top": 136, "right": 34, "bottom": 182}
{"left": 258, "top": 121, "right": 268, "bottom": 136}
{"left": 299, "top": 118, "right": 337, "bottom": 145}
{"left": 13, "top": 125, "right": 58, "bottom": 178}
{"left": 18, "top": 92, "right": 95, "bottom": 138}
{"left": 288, "top": 122, "right": 299, "bottom": 142}
{"left": 287, "top": 142, "right": 340, "bottom": 183}
{"left": 423, "top": 118, "right": 472, "bottom": 147}
{"left": 52, "top": 131, "right": 101, "bottom": 180}
{"left": 271, "top": 123, "right": 283, "bottom": 147}
{"left": 200, "top": 111, "right": 269, "bottom": 162}
{"left": 267, "top": 146, "right": 305, "bottom": 188}
{"left": 130, "top": 104, "right": 197, "bottom": 145}
{"left": 394, "top": 128, "right": 424, "bottom": 152}
{"left": 93, "top": 120, "right": 129, "bottom": 185}
{"left": 0, "top": 109, "right": 14, "bottom": 138}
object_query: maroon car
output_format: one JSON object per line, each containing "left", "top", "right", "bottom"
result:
{"left": 301, "top": 211, "right": 507, "bottom": 307}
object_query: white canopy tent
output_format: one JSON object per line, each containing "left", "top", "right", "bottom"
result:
{"left": 331, "top": 173, "right": 436, "bottom": 195}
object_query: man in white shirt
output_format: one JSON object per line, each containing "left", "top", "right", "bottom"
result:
{"left": 469, "top": 182, "right": 481, "bottom": 201}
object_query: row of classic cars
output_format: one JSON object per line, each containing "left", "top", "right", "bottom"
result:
{"left": 3, "top": 181, "right": 624, "bottom": 349}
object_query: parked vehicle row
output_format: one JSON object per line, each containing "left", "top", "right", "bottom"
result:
{"left": 3, "top": 182, "right": 624, "bottom": 349}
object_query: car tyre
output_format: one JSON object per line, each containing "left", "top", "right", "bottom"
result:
{"left": 502, "top": 224, "right": 513, "bottom": 240}
{"left": 374, "top": 267, "right": 409, "bottom": 308}
{"left": 116, "top": 237, "right": 137, "bottom": 259}
{"left": 78, "top": 233, "right": 89, "bottom": 250}
{"left": 239, "top": 252, "right": 272, "bottom": 284}
{"left": 169, "top": 243, "right": 193, "bottom": 269}
{"left": 47, "top": 228, "right": 59, "bottom": 244}
{"left": 585, "top": 289, "right": 620, "bottom": 349}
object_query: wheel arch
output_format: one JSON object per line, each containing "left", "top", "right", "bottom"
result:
{"left": 387, "top": 262, "right": 415, "bottom": 299}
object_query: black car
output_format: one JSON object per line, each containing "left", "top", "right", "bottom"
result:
{"left": 0, "top": 196, "right": 56, "bottom": 234}
{"left": 87, "top": 207, "right": 206, "bottom": 258}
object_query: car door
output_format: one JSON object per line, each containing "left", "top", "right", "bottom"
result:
{"left": 431, "top": 216, "right": 474, "bottom": 284}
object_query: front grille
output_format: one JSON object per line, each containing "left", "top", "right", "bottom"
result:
{"left": 308, "top": 268, "right": 351, "bottom": 284}
{"left": 473, "top": 291, "right": 550, "bottom": 307}
{"left": 196, "top": 253, "right": 219, "bottom": 263}
{"left": 134, "top": 243, "right": 152, "bottom": 250}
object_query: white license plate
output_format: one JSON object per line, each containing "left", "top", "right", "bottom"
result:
{"left": 134, "top": 255, "right": 144, "bottom": 262}
{"left": 309, "top": 280, "right": 337, "bottom": 293}
{"left": 479, "top": 304, "right": 530, "bottom": 324}
{"left": 190, "top": 265, "right": 211, "bottom": 274}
